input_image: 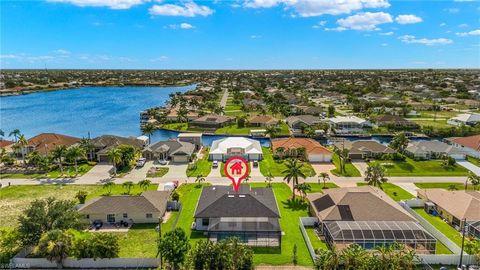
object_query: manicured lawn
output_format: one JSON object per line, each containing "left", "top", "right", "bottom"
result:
{"left": 307, "top": 183, "right": 339, "bottom": 193}
{"left": 413, "top": 208, "right": 463, "bottom": 247}
{"left": 0, "top": 163, "right": 94, "bottom": 179}
{"left": 368, "top": 157, "right": 469, "bottom": 176}
{"left": 357, "top": 183, "right": 414, "bottom": 201}
{"left": 305, "top": 227, "right": 328, "bottom": 251}
{"left": 117, "top": 223, "right": 158, "bottom": 258}
{"left": 85, "top": 183, "right": 159, "bottom": 201}
{"left": 414, "top": 182, "right": 475, "bottom": 190}
{"left": 146, "top": 167, "right": 169, "bottom": 177}
{"left": 250, "top": 183, "right": 312, "bottom": 266}
{"left": 410, "top": 119, "right": 450, "bottom": 129}
{"left": 277, "top": 122, "right": 291, "bottom": 136}
{"left": 466, "top": 155, "right": 480, "bottom": 167}
{"left": 259, "top": 148, "right": 316, "bottom": 177}
{"left": 330, "top": 153, "right": 361, "bottom": 177}
{"left": 161, "top": 123, "right": 206, "bottom": 132}
{"left": 215, "top": 124, "right": 252, "bottom": 135}
{"left": 436, "top": 241, "right": 453, "bottom": 254}
{"left": 186, "top": 148, "right": 212, "bottom": 177}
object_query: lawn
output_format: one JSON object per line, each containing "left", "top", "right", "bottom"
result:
{"left": 410, "top": 119, "right": 450, "bottom": 129}
{"left": 85, "top": 183, "right": 158, "bottom": 201}
{"left": 368, "top": 157, "right": 469, "bottom": 176}
{"left": 0, "top": 163, "right": 94, "bottom": 179}
{"left": 305, "top": 227, "right": 328, "bottom": 251}
{"left": 117, "top": 223, "right": 158, "bottom": 258}
{"left": 307, "top": 183, "right": 339, "bottom": 193}
{"left": 357, "top": 183, "right": 414, "bottom": 201}
{"left": 414, "top": 182, "right": 475, "bottom": 191}
{"left": 215, "top": 124, "right": 252, "bottom": 135}
{"left": 259, "top": 148, "right": 316, "bottom": 177}
{"left": 466, "top": 155, "right": 480, "bottom": 167}
{"left": 330, "top": 153, "right": 361, "bottom": 177}
{"left": 186, "top": 148, "right": 212, "bottom": 177}
{"left": 146, "top": 167, "right": 169, "bottom": 177}
{"left": 413, "top": 208, "right": 463, "bottom": 247}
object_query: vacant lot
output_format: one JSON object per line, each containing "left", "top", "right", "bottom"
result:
{"left": 369, "top": 157, "right": 469, "bottom": 176}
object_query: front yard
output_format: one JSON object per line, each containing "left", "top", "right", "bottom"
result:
{"left": 414, "top": 182, "right": 476, "bottom": 191}
{"left": 186, "top": 148, "right": 212, "bottom": 177}
{"left": 330, "top": 153, "right": 361, "bottom": 177}
{"left": 259, "top": 148, "right": 316, "bottom": 177}
{"left": 357, "top": 183, "right": 414, "bottom": 201}
{"left": 368, "top": 157, "right": 469, "bottom": 176}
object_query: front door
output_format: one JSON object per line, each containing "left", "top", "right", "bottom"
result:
{"left": 107, "top": 214, "right": 115, "bottom": 223}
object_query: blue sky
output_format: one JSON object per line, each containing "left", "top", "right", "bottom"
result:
{"left": 1, "top": 0, "right": 479, "bottom": 69}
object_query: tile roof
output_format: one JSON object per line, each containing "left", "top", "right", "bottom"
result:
{"left": 27, "top": 133, "right": 81, "bottom": 155}
{"left": 449, "top": 135, "right": 480, "bottom": 151}
{"left": 272, "top": 138, "right": 332, "bottom": 155}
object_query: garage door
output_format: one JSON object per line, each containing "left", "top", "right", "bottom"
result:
{"left": 172, "top": 155, "right": 189, "bottom": 163}
{"left": 309, "top": 154, "right": 332, "bottom": 163}
{"left": 449, "top": 154, "right": 466, "bottom": 160}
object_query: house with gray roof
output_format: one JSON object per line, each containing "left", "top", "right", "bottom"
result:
{"left": 78, "top": 191, "right": 170, "bottom": 224}
{"left": 333, "top": 140, "right": 396, "bottom": 160}
{"left": 143, "top": 139, "right": 195, "bottom": 163}
{"left": 194, "top": 185, "right": 281, "bottom": 247}
{"left": 92, "top": 135, "right": 145, "bottom": 162}
{"left": 190, "top": 114, "right": 234, "bottom": 129}
{"left": 405, "top": 140, "right": 466, "bottom": 160}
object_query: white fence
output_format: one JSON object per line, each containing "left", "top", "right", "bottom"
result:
{"left": 400, "top": 200, "right": 462, "bottom": 254}
{"left": 299, "top": 217, "right": 319, "bottom": 261}
{"left": 10, "top": 257, "right": 159, "bottom": 269}
{"left": 418, "top": 254, "right": 478, "bottom": 266}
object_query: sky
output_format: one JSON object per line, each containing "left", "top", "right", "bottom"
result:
{"left": 1, "top": 0, "right": 479, "bottom": 69}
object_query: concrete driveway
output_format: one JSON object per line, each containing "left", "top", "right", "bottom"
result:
{"left": 250, "top": 162, "right": 262, "bottom": 177}
{"left": 162, "top": 161, "right": 189, "bottom": 178}
{"left": 351, "top": 160, "right": 368, "bottom": 177}
{"left": 457, "top": 160, "right": 480, "bottom": 176}
{"left": 125, "top": 161, "right": 154, "bottom": 181}
{"left": 311, "top": 163, "right": 335, "bottom": 176}
{"left": 78, "top": 163, "right": 113, "bottom": 184}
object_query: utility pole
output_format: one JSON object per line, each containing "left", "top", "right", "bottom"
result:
{"left": 458, "top": 218, "right": 467, "bottom": 269}
{"left": 158, "top": 216, "right": 163, "bottom": 269}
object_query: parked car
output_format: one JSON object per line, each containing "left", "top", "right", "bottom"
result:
{"left": 93, "top": 220, "right": 103, "bottom": 230}
{"left": 253, "top": 160, "right": 258, "bottom": 168}
{"left": 158, "top": 159, "right": 168, "bottom": 165}
{"left": 164, "top": 182, "right": 176, "bottom": 191}
{"left": 212, "top": 160, "right": 218, "bottom": 168}
{"left": 136, "top": 158, "right": 147, "bottom": 167}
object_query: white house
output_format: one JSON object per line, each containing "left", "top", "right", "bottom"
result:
{"left": 209, "top": 137, "right": 263, "bottom": 161}
{"left": 447, "top": 113, "right": 480, "bottom": 126}
{"left": 328, "top": 116, "right": 371, "bottom": 134}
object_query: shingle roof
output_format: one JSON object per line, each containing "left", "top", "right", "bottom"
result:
{"left": 194, "top": 185, "right": 280, "bottom": 218}
{"left": 191, "top": 114, "right": 234, "bottom": 124}
{"left": 286, "top": 115, "right": 322, "bottom": 126}
{"left": 93, "top": 135, "right": 144, "bottom": 154}
{"left": 334, "top": 140, "right": 395, "bottom": 155}
{"left": 144, "top": 140, "right": 195, "bottom": 156}
{"left": 406, "top": 140, "right": 465, "bottom": 155}
{"left": 248, "top": 115, "right": 278, "bottom": 125}
{"left": 417, "top": 189, "right": 480, "bottom": 221}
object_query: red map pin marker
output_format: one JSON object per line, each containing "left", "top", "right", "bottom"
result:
{"left": 224, "top": 156, "right": 249, "bottom": 192}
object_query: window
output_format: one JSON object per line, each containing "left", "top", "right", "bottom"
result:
{"left": 85, "top": 214, "right": 90, "bottom": 219}
{"left": 107, "top": 214, "right": 115, "bottom": 223}
{"left": 123, "top": 213, "right": 128, "bottom": 218}
{"left": 146, "top": 213, "right": 153, "bottom": 218}
{"left": 202, "top": 218, "right": 209, "bottom": 226}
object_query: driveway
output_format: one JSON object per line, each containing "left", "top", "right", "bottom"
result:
{"left": 125, "top": 161, "right": 154, "bottom": 181}
{"left": 249, "top": 162, "right": 262, "bottom": 177}
{"left": 351, "top": 160, "right": 368, "bottom": 177}
{"left": 311, "top": 163, "right": 335, "bottom": 176}
{"left": 457, "top": 160, "right": 480, "bottom": 176}
{"left": 77, "top": 163, "right": 113, "bottom": 184}
{"left": 162, "top": 161, "right": 189, "bottom": 179}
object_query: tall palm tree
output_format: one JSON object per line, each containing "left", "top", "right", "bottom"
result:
{"left": 334, "top": 147, "right": 350, "bottom": 174}
{"left": 106, "top": 147, "right": 122, "bottom": 176}
{"left": 79, "top": 138, "right": 95, "bottom": 161}
{"left": 282, "top": 159, "right": 306, "bottom": 199}
{"left": 265, "top": 126, "right": 280, "bottom": 138}
{"left": 17, "top": 134, "right": 28, "bottom": 165}
{"left": 103, "top": 181, "right": 115, "bottom": 195}
{"left": 9, "top": 129, "right": 21, "bottom": 143}
{"left": 122, "top": 181, "right": 134, "bottom": 195}
{"left": 341, "top": 244, "right": 368, "bottom": 270}
{"left": 66, "top": 146, "right": 85, "bottom": 177}
{"left": 27, "top": 151, "right": 42, "bottom": 167}
{"left": 141, "top": 123, "right": 156, "bottom": 144}
{"left": 319, "top": 172, "right": 330, "bottom": 189}
{"left": 138, "top": 179, "right": 152, "bottom": 191}
{"left": 364, "top": 163, "right": 388, "bottom": 189}
{"left": 52, "top": 145, "right": 67, "bottom": 176}
{"left": 295, "top": 183, "right": 311, "bottom": 200}
{"left": 195, "top": 176, "right": 205, "bottom": 186}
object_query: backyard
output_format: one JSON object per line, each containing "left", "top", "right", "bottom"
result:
{"left": 330, "top": 153, "right": 361, "bottom": 177}
{"left": 413, "top": 208, "right": 463, "bottom": 247}
{"left": 368, "top": 157, "right": 469, "bottom": 176}
{"left": 259, "top": 147, "right": 316, "bottom": 177}
{"left": 305, "top": 227, "right": 328, "bottom": 251}
{"left": 357, "top": 183, "right": 414, "bottom": 201}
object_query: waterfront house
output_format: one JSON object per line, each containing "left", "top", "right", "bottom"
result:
{"left": 177, "top": 133, "right": 203, "bottom": 151}
{"left": 92, "top": 135, "right": 145, "bottom": 162}
{"left": 79, "top": 191, "right": 170, "bottom": 224}
{"left": 417, "top": 189, "right": 480, "bottom": 237}
{"left": 165, "top": 107, "right": 199, "bottom": 122}
{"left": 22, "top": 133, "right": 80, "bottom": 156}
{"left": 209, "top": 137, "right": 263, "bottom": 161}
{"left": 271, "top": 138, "right": 332, "bottom": 162}
{"left": 328, "top": 116, "right": 371, "bottom": 134}
{"left": 376, "top": 115, "right": 418, "bottom": 129}
{"left": 293, "top": 105, "right": 324, "bottom": 116}
{"left": 307, "top": 186, "right": 436, "bottom": 253}
{"left": 333, "top": 140, "right": 395, "bottom": 160}
{"left": 285, "top": 115, "right": 323, "bottom": 135}
{"left": 143, "top": 139, "right": 195, "bottom": 163}
{"left": 248, "top": 115, "right": 279, "bottom": 127}
{"left": 194, "top": 185, "right": 281, "bottom": 247}
{"left": 190, "top": 114, "right": 235, "bottom": 129}
{"left": 447, "top": 113, "right": 480, "bottom": 126}
{"left": 446, "top": 134, "right": 480, "bottom": 158}
{"left": 405, "top": 140, "right": 466, "bottom": 160}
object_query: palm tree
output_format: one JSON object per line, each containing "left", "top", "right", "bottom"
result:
{"left": 195, "top": 176, "right": 205, "bottom": 186}
{"left": 38, "top": 156, "right": 51, "bottom": 176}
{"left": 66, "top": 146, "right": 86, "bottom": 177}
{"left": 319, "top": 172, "right": 330, "bottom": 189}
{"left": 79, "top": 138, "right": 95, "bottom": 161}
{"left": 389, "top": 132, "right": 409, "bottom": 154}
{"left": 17, "top": 134, "right": 28, "bottom": 165}
{"left": 106, "top": 147, "right": 122, "bottom": 176}
{"left": 364, "top": 163, "right": 388, "bottom": 189}
{"left": 46, "top": 239, "right": 69, "bottom": 268}
{"left": 122, "top": 181, "right": 134, "bottom": 195}
{"left": 138, "top": 179, "right": 152, "bottom": 191}
{"left": 314, "top": 248, "right": 339, "bottom": 270}
{"left": 333, "top": 146, "right": 350, "bottom": 174}
{"left": 52, "top": 145, "right": 67, "bottom": 176}
{"left": 103, "top": 181, "right": 115, "bottom": 195}
{"left": 265, "top": 126, "right": 280, "bottom": 138}
{"left": 467, "top": 172, "right": 480, "bottom": 190}
{"left": 75, "top": 190, "right": 88, "bottom": 204}
{"left": 141, "top": 123, "right": 156, "bottom": 144}
{"left": 448, "top": 184, "right": 458, "bottom": 191}
{"left": 282, "top": 159, "right": 306, "bottom": 199}
{"left": 265, "top": 174, "right": 274, "bottom": 187}
{"left": 27, "top": 150, "right": 42, "bottom": 167}
{"left": 341, "top": 244, "right": 368, "bottom": 270}
{"left": 295, "top": 183, "right": 311, "bottom": 200}
{"left": 9, "top": 129, "right": 21, "bottom": 143}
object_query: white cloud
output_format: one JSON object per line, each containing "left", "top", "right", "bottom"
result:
{"left": 446, "top": 8, "right": 460, "bottom": 13}
{"left": 395, "top": 14, "right": 422, "bottom": 24}
{"left": 149, "top": 1, "right": 214, "bottom": 17}
{"left": 0, "top": 54, "right": 19, "bottom": 59}
{"left": 456, "top": 29, "right": 480, "bottom": 36}
{"left": 336, "top": 12, "right": 393, "bottom": 31}
{"left": 167, "top": 23, "right": 195, "bottom": 29}
{"left": 47, "top": 0, "right": 148, "bottom": 9}
{"left": 458, "top": 23, "right": 469, "bottom": 28}
{"left": 312, "top": 20, "right": 327, "bottom": 28}
{"left": 379, "top": 31, "right": 394, "bottom": 35}
{"left": 250, "top": 35, "right": 262, "bottom": 39}
{"left": 399, "top": 35, "right": 453, "bottom": 46}
{"left": 324, "top": 27, "right": 347, "bottom": 32}
{"left": 440, "top": 22, "right": 446, "bottom": 27}
{"left": 243, "top": 0, "right": 390, "bottom": 17}
{"left": 52, "top": 49, "right": 71, "bottom": 55}
{"left": 381, "top": 43, "right": 388, "bottom": 46}
{"left": 150, "top": 56, "right": 168, "bottom": 62}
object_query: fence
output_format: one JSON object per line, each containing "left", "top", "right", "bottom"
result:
{"left": 299, "top": 217, "right": 319, "bottom": 261}
{"left": 418, "top": 254, "right": 478, "bottom": 266}
{"left": 399, "top": 200, "right": 462, "bottom": 254}
{"left": 10, "top": 257, "right": 159, "bottom": 269}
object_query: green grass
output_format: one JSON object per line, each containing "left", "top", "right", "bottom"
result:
{"left": 410, "top": 119, "right": 450, "bottom": 129}
{"left": 369, "top": 157, "right": 469, "bottom": 176}
{"left": 436, "top": 241, "right": 453, "bottom": 254}
{"left": 215, "top": 124, "right": 252, "bottom": 135}
{"left": 146, "top": 167, "right": 169, "bottom": 177}
{"left": 305, "top": 227, "right": 328, "bottom": 251}
{"left": 186, "top": 148, "right": 212, "bottom": 177}
{"left": 357, "top": 183, "right": 414, "bottom": 201}
{"left": 249, "top": 183, "right": 312, "bottom": 266}
{"left": 307, "top": 183, "right": 339, "bottom": 193}
{"left": 0, "top": 163, "right": 94, "bottom": 179}
{"left": 414, "top": 182, "right": 475, "bottom": 190}
{"left": 85, "top": 183, "right": 159, "bottom": 201}
{"left": 413, "top": 208, "right": 463, "bottom": 247}
{"left": 117, "top": 223, "right": 158, "bottom": 258}
{"left": 330, "top": 153, "right": 361, "bottom": 177}
{"left": 259, "top": 148, "right": 316, "bottom": 177}
{"left": 466, "top": 155, "right": 480, "bottom": 167}
{"left": 277, "top": 122, "right": 290, "bottom": 136}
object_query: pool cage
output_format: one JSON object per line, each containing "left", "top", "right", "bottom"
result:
{"left": 466, "top": 220, "right": 480, "bottom": 238}
{"left": 323, "top": 220, "right": 437, "bottom": 254}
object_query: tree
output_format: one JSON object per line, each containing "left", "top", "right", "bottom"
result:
{"left": 364, "top": 164, "right": 388, "bottom": 189}
{"left": 328, "top": 105, "right": 335, "bottom": 118}
{"left": 292, "top": 243, "right": 298, "bottom": 266}
{"left": 0, "top": 229, "right": 21, "bottom": 264}
{"left": 103, "top": 181, "right": 115, "bottom": 195}
{"left": 9, "top": 129, "right": 21, "bottom": 143}
{"left": 33, "top": 229, "right": 72, "bottom": 267}
{"left": 295, "top": 183, "right": 311, "bottom": 200}
{"left": 52, "top": 145, "right": 67, "bottom": 176}
{"left": 442, "top": 156, "right": 456, "bottom": 168}
{"left": 141, "top": 123, "right": 156, "bottom": 144}
{"left": 465, "top": 238, "right": 480, "bottom": 263}
{"left": 314, "top": 247, "right": 339, "bottom": 270}
{"left": 187, "top": 238, "right": 253, "bottom": 270}
{"left": 389, "top": 132, "right": 409, "bottom": 153}
{"left": 340, "top": 244, "right": 369, "bottom": 270}
{"left": 138, "top": 179, "right": 152, "bottom": 191}
{"left": 448, "top": 184, "right": 458, "bottom": 191}
{"left": 117, "top": 144, "right": 140, "bottom": 168}
{"left": 282, "top": 159, "right": 306, "bottom": 199}
{"left": 75, "top": 191, "right": 88, "bottom": 204}
{"left": 27, "top": 150, "right": 42, "bottom": 167}
{"left": 319, "top": 172, "right": 330, "bottom": 189}
{"left": 171, "top": 190, "right": 180, "bottom": 201}
{"left": 66, "top": 146, "right": 85, "bottom": 176}
{"left": 106, "top": 147, "right": 122, "bottom": 176}
{"left": 265, "top": 174, "right": 274, "bottom": 187}
{"left": 157, "top": 228, "right": 190, "bottom": 270}
{"left": 195, "top": 176, "right": 205, "bottom": 187}
{"left": 265, "top": 126, "right": 280, "bottom": 138}
{"left": 18, "top": 198, "right": 83, "bottom": 246}
{"left": 17, "top": 134, "right": 28, "bottom": 165}
{"left": 79, "top": 138, "right": 95, "bottom": 161}
{"left": 334, "top": 147, "right": 350, "bottom": 174}
{"left": 72, "top": 233, "right": 120, "bottom": 259}
{"left": 122, "top": 181, "right": 134, "bottom": 195}
{"left": 468, "top": 172, "right": 480, "bottom": 190}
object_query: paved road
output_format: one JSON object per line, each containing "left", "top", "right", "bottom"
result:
{"left": 457, "top": 160, "right": 480, "bottom": 176}
{"left": 219, "top": 88, "right": 229, "bottom": 112}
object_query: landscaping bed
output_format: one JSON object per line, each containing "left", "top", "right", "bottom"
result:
{"left": 146, "top": 167, "right": 169, "bottom": 178}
